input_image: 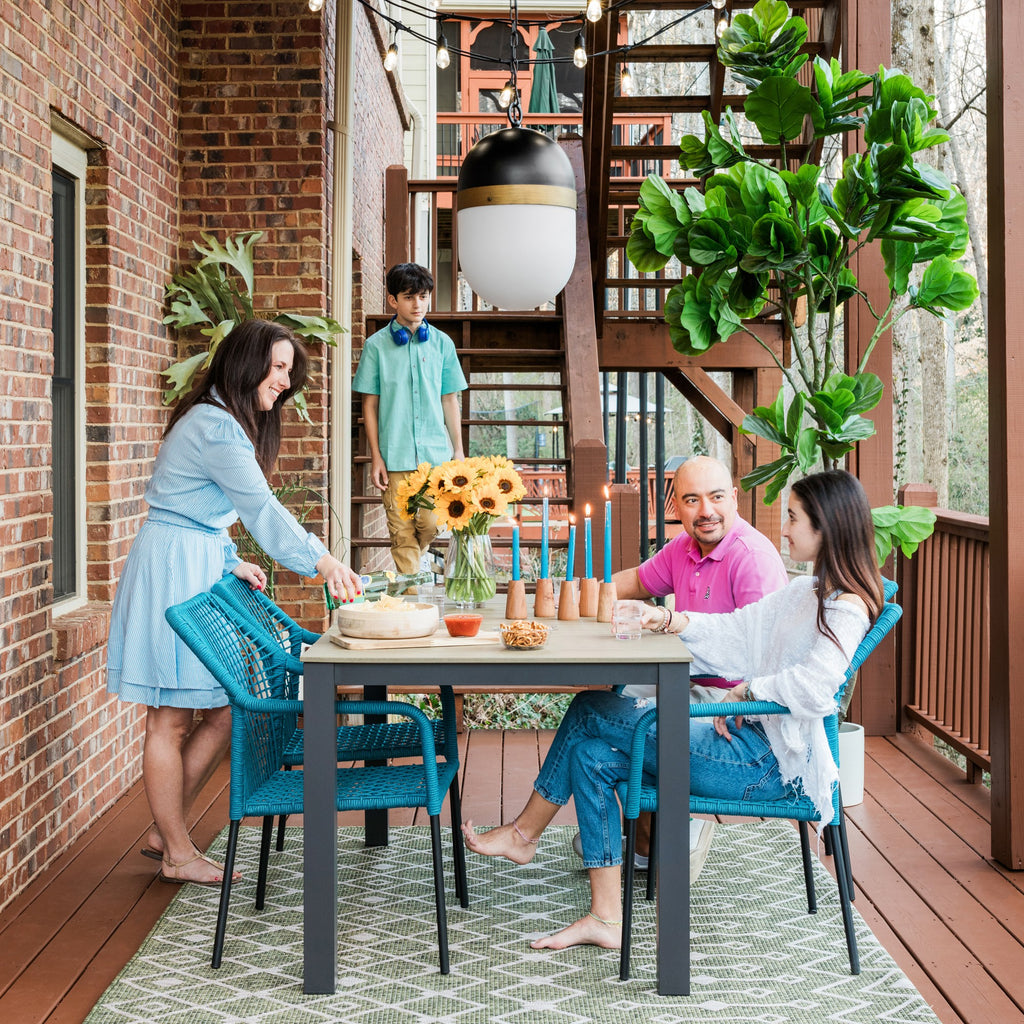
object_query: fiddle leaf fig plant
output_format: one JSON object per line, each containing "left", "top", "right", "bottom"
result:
{"left": 162, "top": 230, "right": 345, "bottom": 422}
{"left": 627, "top": 0, "right": 978, "bottom": 558}
{"left": 630, "top": 2, "right": 976, "bottom": 474}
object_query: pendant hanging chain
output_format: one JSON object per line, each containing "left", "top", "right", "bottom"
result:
{"left": 507, "top": 0, "right": 522, "bottom": 126}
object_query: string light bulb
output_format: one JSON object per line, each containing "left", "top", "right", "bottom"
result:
{"left": 586, "top": 0, "right": 602, "bottom": 23}
{"left": 619, "top": 62, "right": 632, "bottom": 96}
{"left": 711, "top": 0, "right": 727, "bottom": 8}
{"left": 573, "top": 32, "right": 587, "bottom": 69}
{"left": 436, "top": 25, "right": 450, "bottom": 70}
{"left": 715, "top": 12, "right": 730, "bottom": 39}
{"left": 498, "top": 78, "right": 516, "bottom": 110}
{"left": 383, "top": 40, "right": 399, "bottom": 72}
{"left": 308, "top": 0, "right": 324, "bottom": 11}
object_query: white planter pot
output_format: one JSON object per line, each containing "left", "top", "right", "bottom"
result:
{"left": 838, "top": 722, "right": 865, "bottom": 806}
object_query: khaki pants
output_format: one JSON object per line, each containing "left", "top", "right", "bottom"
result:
{"left": 382, "top": 471, "right": 438, "bottom": 575}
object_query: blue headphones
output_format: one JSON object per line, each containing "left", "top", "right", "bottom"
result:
{"left": 389, "top": 317, "right": 430, "bottom": 346}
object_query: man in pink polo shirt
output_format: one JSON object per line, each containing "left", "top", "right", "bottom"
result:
{"left": 573, "top": 455, "right": 787, "bottom": 873}
{"left": 617, "top": 454, "right": 788, "bottom": 702}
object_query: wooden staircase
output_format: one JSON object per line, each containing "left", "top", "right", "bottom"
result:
{"left": 352, "top": 141, "right": 611, "bottom": 579}
{"left": 577, "top": 1, "right": 843, "bottom": 544}
{"left": 352, "top": 3, "right": 848, "bottom": 564}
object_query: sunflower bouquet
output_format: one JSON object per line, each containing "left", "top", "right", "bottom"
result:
{"left": 396, "top": 456, "right": 527, "bottom": 606}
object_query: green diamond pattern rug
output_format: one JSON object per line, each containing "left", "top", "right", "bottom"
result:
{"left": 86, "top": 822, "right": 941, "bottom": 1023}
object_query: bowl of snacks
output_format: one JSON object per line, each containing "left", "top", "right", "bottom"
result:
{"left": 334, "top": 595, "right": 439, "bottom": 639}
{"left": 499, "top": 620, "right": 549, "bottom": 650}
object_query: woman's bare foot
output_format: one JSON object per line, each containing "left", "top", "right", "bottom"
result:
{"left": 461, "top": 819, "right": 540, "bottom": 866}
{"left": 530, "top": 913, "right": 622, "bottom": 950}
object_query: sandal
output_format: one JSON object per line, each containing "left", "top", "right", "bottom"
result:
{"left": 140, "top": 846, "right": 163, "bottom": 862}
{"left": 159, "top": 852, "right": 236, "bottom": 888}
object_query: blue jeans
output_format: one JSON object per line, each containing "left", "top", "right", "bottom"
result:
{"left": 534, "top": 693, "right": 797, "bottom": 869}
{"left": 689, "top": 718, "right": 798, "bottom": 805}
{"left": 534, "top": 691, "right": 656, "bottom": 869}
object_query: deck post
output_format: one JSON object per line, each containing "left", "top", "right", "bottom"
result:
{"left": 842, "top": 0, "right": 896, "bottom": 737}
{"left": 986, "top": 0, "right": 1024, "bottom": 869}
{"left": 384, "top": 164, "right": 409, "bottom": 269}
{"left": 560, "top": 135, "right": 611, "bottom": 576}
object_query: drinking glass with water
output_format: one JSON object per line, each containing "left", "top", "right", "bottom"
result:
{"left": 612, "top": 599, "right": 644, "bottom": 640}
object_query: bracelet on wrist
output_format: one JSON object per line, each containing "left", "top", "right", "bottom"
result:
{"left": 651, "top": 605, "right": 670, "bottom": 633}
{"left": 743, "top": 682, "right": 756, "bottom": 702}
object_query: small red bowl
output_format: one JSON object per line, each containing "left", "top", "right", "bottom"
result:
{"left": 444, "top": 613, "right": 483, "bottom": 638}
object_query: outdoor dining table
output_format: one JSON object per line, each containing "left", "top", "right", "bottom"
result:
{"left": 300, "top": 599, "right": 693, "bottom": 995}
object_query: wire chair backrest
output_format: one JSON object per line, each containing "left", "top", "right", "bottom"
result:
{"left": 166, "top": 592, "right": 301, "bottom": 820}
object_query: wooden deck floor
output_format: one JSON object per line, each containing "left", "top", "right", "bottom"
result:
{"left": 1, "top": 728, "right": 1022, "bottom": 1024}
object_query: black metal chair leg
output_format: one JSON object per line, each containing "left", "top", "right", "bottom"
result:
{"left": 798, "top": 820, "right": 817, "bottom": 914}
{"left": 619, "top": 818, "right": 637, "bottom": 981}
{"left": 212, "top": 820, "right": 240, "bottom": 968}
{"left": 430, "top": 814, "right": 451, "bottom": 974}
{"left": 448, "top": 776, "right": 469, "bottom": 908}
{"left": 276, "top": 764, "right": 294, "bottom": 851}
{"left": 255, "top": 816, "right": 273, "bottom": 910}
{"left": 836, "top": 794, "right": 856, "bottom": 901}
{"left": 828, "top": 823, "right": 861, "bottom": 974}
{"left": 645, "top": 812, "right": 657, "bottom": 902}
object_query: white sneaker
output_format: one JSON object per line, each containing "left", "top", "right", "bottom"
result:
{"left": 571, "top": 821, "right": 715, "bottom": 878}
{"left": 689, "top": 819, "right": 716, "bottom": 882}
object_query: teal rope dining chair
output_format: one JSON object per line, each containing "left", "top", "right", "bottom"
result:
{"left": 616, "top": 584, "right": 903, "bottom": 982}
{"left": 211, "top": 575, "right": 457, "bottom": 853}
{"left": 165, "top": 591, "right": 465, "bottom": 973}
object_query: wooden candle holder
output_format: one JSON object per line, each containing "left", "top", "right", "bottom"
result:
{"left": 533, "top": 578, "right": 556, "bottom": 618}
{"left": 505, "top": 579, "right": 527, "bottom": 619}
{"left": 596, "top": 580, "right": 617, "bottom": 622}
{"left": 557, "top": 580, "right": 580, "bottom": 620}
{"left": 578, "top": 577, "right": 599, "bottom": 617}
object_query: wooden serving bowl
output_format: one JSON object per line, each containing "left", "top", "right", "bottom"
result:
{"left": 334, "top": 602, "right": 439, "bottom": 639}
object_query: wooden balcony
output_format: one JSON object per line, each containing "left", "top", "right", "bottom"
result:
{"left": 1, "top": 724, "right": 1021, "bottom": 1023}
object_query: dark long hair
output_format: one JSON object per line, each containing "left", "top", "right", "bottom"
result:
{"left": 165, "top": 319, "right": 309, "bottom": 474}
{"left": 791, "top": 470, "right": 885, "bottom": 644}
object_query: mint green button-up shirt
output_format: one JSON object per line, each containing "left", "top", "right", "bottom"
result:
{"left": 352, "top": 323, "right": 468, "bottom": 471}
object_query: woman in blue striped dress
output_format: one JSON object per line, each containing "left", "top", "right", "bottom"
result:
{"left": 107, "top": 319, "right": 361, "bottom": 887}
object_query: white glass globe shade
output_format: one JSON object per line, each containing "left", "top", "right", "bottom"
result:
{"left": 457, "top": 204, "right": 577, "bottom": 309}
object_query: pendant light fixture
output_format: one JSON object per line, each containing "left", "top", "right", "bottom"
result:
{"left": 455, "top": 0, "right": 577, "bottom": 309}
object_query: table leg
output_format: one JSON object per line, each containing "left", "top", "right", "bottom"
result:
{"left": 303, "top": 661, "right": 338, "bottom": 994}
{"left": 655, "top": 661, "right": 690, "bottom": 996}
{"left": 363, "top": 683, "right": 389, "bottom": 846}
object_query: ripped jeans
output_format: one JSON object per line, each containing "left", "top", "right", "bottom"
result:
{"left": 533, "top": 691, "right": 795, "bottom": 869}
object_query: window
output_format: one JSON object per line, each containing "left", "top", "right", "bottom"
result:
{"left": 51, "top": 133, "right": 87, "bottom": 605}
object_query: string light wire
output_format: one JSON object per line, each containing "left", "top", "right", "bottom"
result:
{"left": 358, "top": 0, "right": 713, "bottom": 72}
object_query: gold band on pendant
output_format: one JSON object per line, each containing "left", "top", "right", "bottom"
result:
{"left": 457, "top": 184, "right": 577, "bottom": 211}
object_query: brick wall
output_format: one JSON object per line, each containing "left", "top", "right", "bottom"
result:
{"left": 0, "top": 0, "right": 405, "bottom": 912}
{"left": 0, "top": 0, "right": 183, "bottom": 907}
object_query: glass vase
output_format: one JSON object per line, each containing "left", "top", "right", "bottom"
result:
{"left": 443, "top": 530, "right": 497, "bottom": 608}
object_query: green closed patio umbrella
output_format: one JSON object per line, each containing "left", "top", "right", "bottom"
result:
{"left": 528, "top": 28, "right": 560, "bottom": 117}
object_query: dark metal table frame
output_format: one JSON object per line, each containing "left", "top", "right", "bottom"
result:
{"left": 300, "top": 615, "right": 691, "bottom": 996}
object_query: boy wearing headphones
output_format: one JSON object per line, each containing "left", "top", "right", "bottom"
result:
{"left": 353, "top": 263, "right": 468, "bottom": 574}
